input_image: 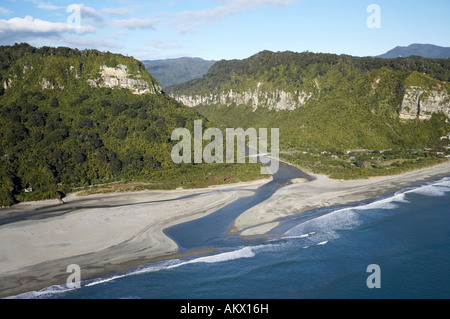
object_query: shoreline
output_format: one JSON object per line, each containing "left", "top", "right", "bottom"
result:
{"left": 1, "top": 161, "right": 449, "bottom": 298}
{"left": 231, "top": 160, "right": 450, "bottom": 236}
{"left": 0, "top": 178, "right": 271, "bottom": 298}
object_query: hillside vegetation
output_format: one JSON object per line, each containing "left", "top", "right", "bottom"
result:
{"left": 168, "top": 50, "right": 450, "bottom": 178}
{"left": 0, "top": 44, "right": 262, "bottom": 206}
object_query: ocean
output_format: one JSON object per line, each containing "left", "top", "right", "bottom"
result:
{"left": 11, "top": 176, "right": 450, "bottom": 300}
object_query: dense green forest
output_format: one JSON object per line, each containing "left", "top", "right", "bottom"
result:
{"left": 168, "top": 50, "right": 450, "bottom": 149}
{"left": 194, "top": 94, "right": 450, "bottom": 151}
{"left": 1, "top": 46, "right": 449, "bottom": 205}
{"left": 168, "top": 50, "right": 450, "bottom": 178}
{"left": 0, "top": 43, "right": 160, "bottom": 91}
{"left": 0, "top": 44, "right": 262, "bottom": 207}
{"left": 167, "top": 50, "right": 450, "bottom": 95}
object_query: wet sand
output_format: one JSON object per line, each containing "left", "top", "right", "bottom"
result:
{"left": 0, "top": 179, "right": 270, "bottom": 298}
{"left": 1, "top": 161, "right": 449, "bottom": 298}
{"left": 230, "top": 161, "right": 450, "bottom": 236}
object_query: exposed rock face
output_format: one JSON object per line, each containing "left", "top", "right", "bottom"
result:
{"left": 399, "top": 86, "right": 450, "bottom": 120}
{"left": 87, "top": 64, "right": 162, "bottom": 95}
{"left": 172, "top": 86, "right": 312, "bottom": 111}
{"left": 2, "top": 79, "right": 12, "bottom": 90}
{"left": 41, "top": 78, "right": 64, "bottom": 90}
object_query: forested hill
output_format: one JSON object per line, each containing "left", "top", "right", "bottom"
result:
{"left": 168, "top": 50, "right": 450, "bottom": 96}
{"left": 143, "top": 57, "right": 216, "bottom": 88}
{"left": 0, "top": 44, "right": 261, "bottom": 207}
{"left": 0, "top": 43, "right": 163, "bottom": 95}
{"left": 167, "top": 50, "right": 450, "bottom": 151}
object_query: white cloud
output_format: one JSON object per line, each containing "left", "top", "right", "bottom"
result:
{"left": 58, "top": 35, "right": 124, "bottom": 52}
{"left": 102, "top": 7, "right": 132, "bottom": 18}
{"left": 175, "top": 0, "right": 295, "bottom": 33}
{"left": 0, "top": 15, "right": 95, "bottom": 43}
{"left": 107, "top": 17, "right": 157, "bottom": 30}
{"left": 0, "top": 7, "right": 12, "bottom": 15}
{"left": 67, "top": 3, "right": 104, "bottom": 25}
{"left": 37, "top": 4, "right": 64, "bottom": 10}
{"left": 66, "top": 5, "right": 155, "bottom": 30}
{"left": 25, "top": 0, "right": 64, "bottom": 11}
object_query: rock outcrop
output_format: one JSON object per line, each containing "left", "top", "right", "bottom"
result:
{"left": 172, "top": 85, "right": 312, "bottom": 111}
{"left": 399, "top": 86, "right": 450, "bottom": 120}
{"left": 41, "top": 78, "right": 65, "bottom": 90}
{"left": 87, "top": 64, "right": 162, "bottom": 95}
{"left": 2, "top": 78, "right": 12, "bottom": 90}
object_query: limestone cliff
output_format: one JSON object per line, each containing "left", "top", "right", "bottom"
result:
{"left": 166, "top": 50, "right": 450, "bottom": 121}
{"left": 399, "top": 86, "right": 450, "bottom": 120}
{"left": 0, "top": 44, "right": 162, "bottom": 96}
{"left": 87, "top": 64, "right": 162, "bottom": 95}
{"left": 41, "top": 78, "right": 64, "bottom": 90}
{"left": 172, "top": 84, "right": 312, "bottom": 111}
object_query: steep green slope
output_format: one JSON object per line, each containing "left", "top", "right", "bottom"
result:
{"left": 167, "top": 50, "right": 450, "bottom": 179}
{"left": 167, "top": 51, "right": 450, "bottom": 150}
{"left": 0, "top": 44, "right": 261, "bottom": 206}
{"left": 168, "top": 50, "right": 450, "bottom": 94}
{"left": 0, "top": 43, "right": 161, "bottom": 94}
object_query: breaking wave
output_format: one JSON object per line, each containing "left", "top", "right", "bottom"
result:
{"left": 9, "top": 177, "right": 449, "bottom": 299}
{"left": 282, "top": 177, "right": 450, "bottom": 242}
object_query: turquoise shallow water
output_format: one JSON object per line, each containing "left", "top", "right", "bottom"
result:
{"left": 15, "top": 176, "right": 450, "bottom": 299}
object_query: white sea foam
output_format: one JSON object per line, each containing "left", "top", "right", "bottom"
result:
{"left": 283, "top": 207, "right": 361, "bottom": 239}
{"left": 174, "top": 247, "right": 255, "bottom": 267}
{"left": 7, "top": 284, "right": 76, "bottom": 299}
{"left": 84, "top": 248, "right": 256, "bottom": 289}
{"left": 9, "top": 247, "right": 258, "bottom": 298}
{"left": 80, "top": 260, "right": 180, "bottom": 288}
{"left": 355, "top": 193, "right": 408, "bottom": 211}
{"left": 282, "top": 234, "right": 309, "bottom": 240}
{"left": 404, "top": 178, "right": 450, "bottom": 197}
{"left": 280, "top": 207, "right": 360, "bottom": 249}
{"left": 355, "top": 177, "right": 450, "bottom": 212}
{"left": 85, "top": 274, "right": 127, "bottom": 287}
{"left": 10, "top": 178, "right": 449, "bottom": 299}
{"left": 118, "top": 247, "right": 256, "bottom": 279}
{"left": 281, "top": 177, "right": 450, "bottom": 247}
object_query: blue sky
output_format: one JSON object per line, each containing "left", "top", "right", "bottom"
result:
{"left": 0, "top": 0, "right": 449, "bottom": 61}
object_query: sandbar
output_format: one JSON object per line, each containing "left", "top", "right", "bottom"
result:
{"left": 1, "top": 160, "right": 449, "bottom": 298}
{"left": 231, "top": 161, "right": 450, "bottom": 236}
{"left": 0, "top": 178, "right": 270, "bottom": 298}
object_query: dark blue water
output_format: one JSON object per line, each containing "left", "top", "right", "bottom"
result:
{"left": 16, "top": 176, "right": 450, "bottom": 299}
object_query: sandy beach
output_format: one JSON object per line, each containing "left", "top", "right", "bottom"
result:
{"left": 0, "top": 161, "right": 449, "bottom": 298}
{"left": 0, "top": 179, "right": 269, "bottom": 298}
{"left": 230, "top": 161, "right": 450, "bottom": 236}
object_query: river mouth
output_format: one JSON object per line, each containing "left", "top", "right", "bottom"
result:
{"left": 164, "top": 158, "right": 313, "bottom": 251}
{"left": 0, "top": 154, "right": 312, "bottom": 298}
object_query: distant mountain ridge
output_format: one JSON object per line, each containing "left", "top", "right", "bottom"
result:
{"left": 143, "top": 57, "right": 216, "bottom": 88}
{"left": 377, "top": 44, "right": 450, "bottom": 59}
{"left": 142, "top": 57, "right": 206, "bottom": 64}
